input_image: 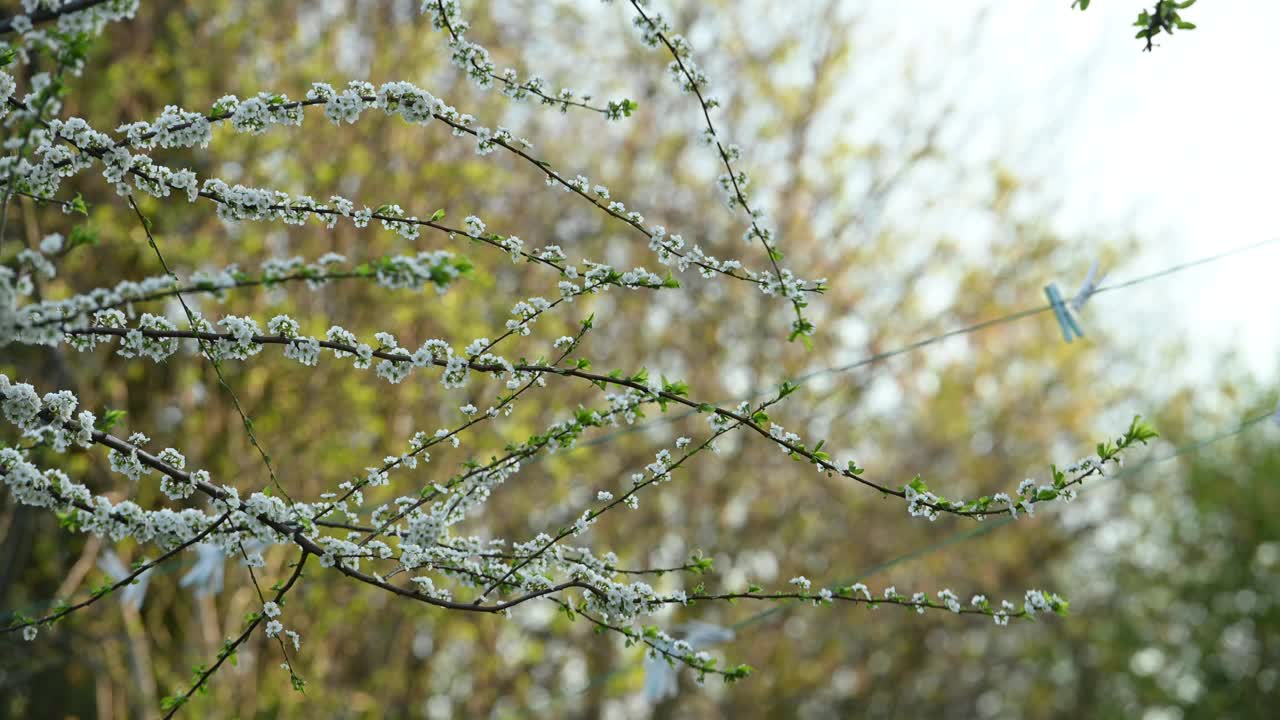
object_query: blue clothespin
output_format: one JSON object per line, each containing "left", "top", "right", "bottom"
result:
{"left": 1045, "top": 283, "right": 1083, "bottom": 343}
{"left": 1071, "top": 260, "right": 1105, "bottom": 312}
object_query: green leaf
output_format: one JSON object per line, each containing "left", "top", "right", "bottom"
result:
{"left": 662, "top": 376, "right": 690, "bottom": 397}
{"left": 689, "top": 552, "right": 714, "bottom": 574}
{"left": 57, "top": 510, "right": 81, "bottom": 531}
{"left": 1126, "top": 415, "right": 1159, "bottom": 444}
{"left": 787, "top": 318, "right": 816, "bottom": 345}
{"left": 96, "top": 408, "right": 127, "bottom": 431}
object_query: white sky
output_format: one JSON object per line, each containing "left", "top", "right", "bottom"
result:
{"left": 859, "top": 1, "right": 1280, "bottom": 384}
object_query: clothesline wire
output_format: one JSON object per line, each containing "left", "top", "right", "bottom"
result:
{"left": 555, "top": 236, "right": 1279, "bottom": 455}
{"left": 795, "top": 236, "right": 1279, "bottom": 385}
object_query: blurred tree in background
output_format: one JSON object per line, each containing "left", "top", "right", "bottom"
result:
{"left": 0, "top": 1, "right": 1274, "bottom": 719}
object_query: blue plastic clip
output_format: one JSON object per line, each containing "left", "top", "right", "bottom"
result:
{"left": 1071, "top": 260, "right": 1104, "bottom": 312}
{"left": 1045, "top": 283, "right": 1084, "bottom": 343}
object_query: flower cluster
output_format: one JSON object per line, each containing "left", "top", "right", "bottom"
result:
{"left": 420, "top": 0, "right": 636, "bottom": 117}
{"left": 4, "top": 247, "right": 471, "bottom": 350}
{"left": 900, "top": 415, "right": 1157, "bottom": 522}
{"left": 2, "top": 1, "right": 140, "bottom": 78}
{"left": 1, "top": 56, "right": 824, "bottom": 340}
{"left": 620, "top": 0, "right": 819, "bottom": 338}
